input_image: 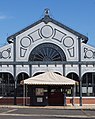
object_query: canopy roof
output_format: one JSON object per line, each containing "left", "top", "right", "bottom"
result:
{"left": 21, "top": 71, "right": 76, "bottom": 85}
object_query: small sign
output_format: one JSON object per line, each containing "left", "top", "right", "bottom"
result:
{"left": 88, "top": 87, "right": 92, "bottom": 93}
{"left": 44, "top": 89, "right": 48, "bottom": 92}
{"left": 36, "top": 88, "right": 44, "bottom": 96}
{"left": 82, "top": 87, "right": 86, "bottom": 93}
{"left": 37, "top": 97, "right": 43, "bottom": 102}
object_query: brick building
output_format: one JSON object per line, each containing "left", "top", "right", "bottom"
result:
{"left": 0, "top": 9, "right": 95, "bottom": 106}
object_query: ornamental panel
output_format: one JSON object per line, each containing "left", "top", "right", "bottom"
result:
{"left": 40, "top": 25, "right": 53, "bottom": 38}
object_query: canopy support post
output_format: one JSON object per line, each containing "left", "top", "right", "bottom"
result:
{"left": 23, "top": 84, "right": 26, "bottom": 106}
{"left": 63, "top": 87, "right": 66, "bottom": 106}
{"left": 72, "top": 85, "right": 76, "bottom": 106}
{"left": 26, "top": 85, "right": 28, "bottom": 105}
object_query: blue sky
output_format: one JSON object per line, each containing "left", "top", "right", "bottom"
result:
{"left": 0, "top": 0, "right": 95, "bottom": 47}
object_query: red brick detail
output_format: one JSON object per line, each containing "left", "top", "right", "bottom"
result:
{"left": 82, "top": 98, "right": 95, "bottom": 104}
{"left": 0, "top": 97, "right": 95, "bottom": 105}
{"left": 0, "top": 97, "right": 14, "bottom": 105}
{"left": 66, "top": 98, "right": 95, "bottom": 105}
{"left": 0, "top": 97, "right": 30, "bottom": 105}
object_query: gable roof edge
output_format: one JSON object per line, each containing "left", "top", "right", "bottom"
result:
{"left": 7, "top": 18, "right": 43, "bottom": 43}
{"left": 49, "top": 17, "right": 88, "bottom": 43}
{"left": 7, "top": 15, "right": 88, "bottom": 44}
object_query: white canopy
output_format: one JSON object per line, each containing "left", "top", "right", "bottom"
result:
{"left": 21, "top": 71, "right": 76, "bottom": 85}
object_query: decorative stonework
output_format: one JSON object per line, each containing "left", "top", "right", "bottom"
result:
{"left": 18, "top": 24, "right": 76, "bottom": 59}
{"left": 84, "top": 48, "right": 95, "bottom": 59}
{"left": 20, "top": 37, "right": 31, "bottom": 48}
{"left": 52, "top": 29, "right": 66, "bottom": 42}
{"left": 20, "top": 47, "right": 27, "bottom": 57}
{"left": 0, "top": 48, "right": 11, "bottom": 59}
{"left": 28, "top": 29, "right": 42, "bottom": 42}
{"left": 40, "top": 25, "right": 53, "bottom": 38}
{"left": 63, "top": 36, "right": 74, "bottom": 47}
{"left": 67, "top": 47, "right": 74, "bottom": 57}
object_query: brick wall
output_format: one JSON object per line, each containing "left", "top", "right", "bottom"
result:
{"left": 0, "top": 97, "right": 95, "bottom": 105}
{"left": 66, "top": 97, "right": 95, "bottom": 105}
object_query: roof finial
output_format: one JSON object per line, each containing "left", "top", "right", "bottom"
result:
{"left": 44, "top": 8, "right": 50, "bottom": 16}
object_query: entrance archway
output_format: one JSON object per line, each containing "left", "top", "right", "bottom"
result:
{"left": 17, "top": 73, "right": 29, "bottom": 97}
{"left": 66, "top": 72, "right": 79, "bottom": 96}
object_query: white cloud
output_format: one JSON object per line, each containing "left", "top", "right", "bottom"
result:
{"left": 0, "top": 15, "right": 14, "bottom": 20}
{"left": 0, "top": 15, "right": 7, "bottom": 20}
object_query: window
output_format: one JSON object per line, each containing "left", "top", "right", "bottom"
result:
{"left": 0, "top": 73, "right": 14, "bottom": 97}
{"left": 82, "top": 73, "right": 95, "bottom": 96}
{"left": 29, "top": 43, "right": 66, "bottom": 61}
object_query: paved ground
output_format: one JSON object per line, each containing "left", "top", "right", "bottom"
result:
{"left": 0, "top": 105, "right": 95, "bottom": 118}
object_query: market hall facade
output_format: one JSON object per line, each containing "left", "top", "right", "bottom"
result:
{"left": 0, "top": 10, "right": 95, "bottom": 106}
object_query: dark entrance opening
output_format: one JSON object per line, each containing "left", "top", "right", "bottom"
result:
{"left": 48, "top": 86, "right": 64, "bottom": 105}
{"left": 17, "top": 73, "right": 29, "bottom": 97}
{"left": 29, "top": 85, "right": 67, "bottom": 106}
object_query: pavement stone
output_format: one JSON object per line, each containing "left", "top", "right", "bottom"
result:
{"left": 0, "top": 104, "right": 95, "bottom": 110}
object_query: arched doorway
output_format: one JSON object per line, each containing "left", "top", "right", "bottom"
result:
{"left": 17, "top": 73, "right": 29, "bottom": 97}
{"left": 29, "top": 43, "right": 66, "bottom": 61}
{"left": 82, "top": 72, "right": 95, "bottom": 96}
{"left": 66, "top": 72, "right": 79, "bottom": 96}
{"left": 0, "top": 73, "right": 14, "bottom": 97}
